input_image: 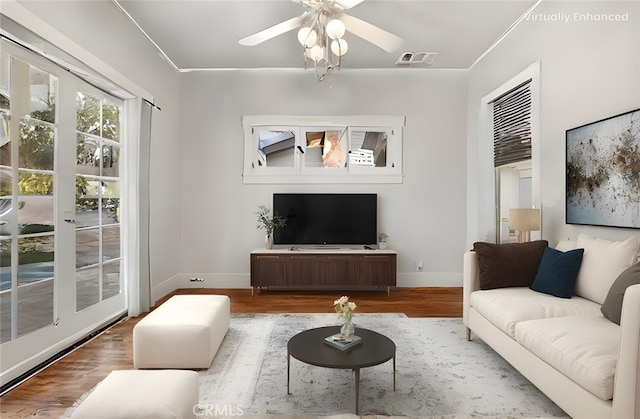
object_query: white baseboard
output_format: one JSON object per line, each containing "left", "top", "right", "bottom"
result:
{"left": 397, "top": 272, "right": 462, "bottom": 287}
{"left": 151, "top": 273, "right": 251, "bottom": 304}
{"left": 151, "top": 272, "right": 461, "bottom": 303}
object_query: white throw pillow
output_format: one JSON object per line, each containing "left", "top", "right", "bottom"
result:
{"left": 574, "top": 233, "right": 639, "bottom": 304}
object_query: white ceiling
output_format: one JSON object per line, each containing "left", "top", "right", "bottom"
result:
{"left": 115, "top": 0, "right": 539, "bottom": 71}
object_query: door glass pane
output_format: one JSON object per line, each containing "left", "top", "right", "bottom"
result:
{"left": 0, "top": 238, "right": 11, "bottom": 343}
{"left": 19, "top": 120, "right": 54, "bottom": 171}
{"left": 99, "top": 143, "right": 120, "bottom": 177}
{"left": 76, "top": 134, "right": 99, "bottom": 175}
{"left": 76, "top": 266, "right": 99, "bottom": 311}
{"left": 0, "top": 128, "right": 13, "bottom": 235}
{"left": 102, "top": 100, "right": 120, "bottom": 142}
{"left": 75, "top": 90, "right": 122, "bottom": 312}
{"left": 75, "top": 175, "right": 99, "bottom": 229}
{"left": 18, "top": 278, "right": 53, "bottom": 337}
{"left": 76, "top": 228, "right": 99, "bottom": 269}
{"left": 0, "top": 51, "right": 9, "bottom": 112}
{"left": 102, "top": 260, "right": 120, "bottom": 300}
{"left": 17, "top": 172, "right": 54, "bottom": 233}
{"left": 102, "top": 226, "right": 120, "bottom": 262}
{"left": 18, "top": 235, "right": 54, "bottom": 285}
{"left": 28, "top": 66, "right": 55, "bottom": 123}
{"left": 17, "top": 235, "right": 53, "bottom": 337}
{"left": 0, "top": 289, "right": 11, "bottom": 343}
{"left": 76, "top": 91, "right": 100, "bottom": 135}
{"left": 0, "top": 112, "right": 9, "bottom": 149}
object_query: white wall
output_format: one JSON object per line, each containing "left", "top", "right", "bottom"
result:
{"left": 467, "top": 0, "right": 640, "bottom": 247}
{"left": 11, "top": 0, "right": 182, "bottom": 293}
{"left": 178, "top": 69, "right": 469, "bottom": 288}
{"left": 16, "top": 0, "right": 638, "bottom": 298}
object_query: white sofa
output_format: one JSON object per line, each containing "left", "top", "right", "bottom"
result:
{"left": 463, "top": 233, "right": 640, "bottom": 419}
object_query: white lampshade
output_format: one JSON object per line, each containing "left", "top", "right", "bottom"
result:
{"left": 297, "top": 27, "right": 318, "bottom": 48}
{"left": 307, "top": 45, "right": 325, "bottom": 62}
{"left": 509, "top": 208, "right": 541, "bottom": 231}
{"left": 509, "top": 208, "right": 541, "bottom": 242}
{"left": 326, "top": 19, "right": 346, "bottom": 39}
{"left": 330, "top": 38, "right": 348, "bottom": 56}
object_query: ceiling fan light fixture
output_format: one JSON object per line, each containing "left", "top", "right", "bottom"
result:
{"left": 297, "top": 27, "right": 318, "bottom": 48}
{"left": 239, "top": 0, "right": 404, "bottom": 82}
{"left": 326, "top": 19, "right": 345, "bottom": 39}
{"left": 298, "top": 26, "right": 318, "bottom": 48}
{"left": 330, "top": 38, "right": 348, "bottom": 56}
{"left": 307, "top": 45, "right": 325, "bottom": 62}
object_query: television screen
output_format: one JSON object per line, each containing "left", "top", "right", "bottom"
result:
{"left": 273, "top": 193, "right": 377, "bottom": 246}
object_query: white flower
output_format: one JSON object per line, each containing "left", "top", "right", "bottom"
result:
{"left": 333, "top": 296, "right": 356, "bottom": 322}
{"left": 334, "top": 296, "right": 349, "bottom": 306}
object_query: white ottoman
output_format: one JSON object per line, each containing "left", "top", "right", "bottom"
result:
{"left": 70, "top": 369, "right": 199, "bottom": 419}
{"left": 134, "top": 294, "right": 230, "bottom": 369}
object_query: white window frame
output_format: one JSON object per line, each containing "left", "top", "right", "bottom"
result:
{"left": 242, "top": 115, "right": 405, "bottom": 184}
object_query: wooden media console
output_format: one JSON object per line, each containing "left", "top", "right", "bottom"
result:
{"left": 250, "top": 249, "right": 397, "bottom": 295}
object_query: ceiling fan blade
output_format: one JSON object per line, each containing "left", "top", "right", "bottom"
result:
{"left": 292, "top": 0, "right": 364, "bottom": 10}
{"left": 239, "top": 15, "right": 306, "bottom": 46}
{"left": 340, "top": 13, "right": 404, "bottom": 53}
{"left": 334, "top": 0, "right": 365, "bottom": 10}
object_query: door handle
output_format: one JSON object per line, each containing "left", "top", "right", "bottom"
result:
{"left": 64, "top": 219, "right": 76, "bottom": 224}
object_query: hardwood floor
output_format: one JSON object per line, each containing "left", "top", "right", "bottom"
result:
{"left": 0, "top": 287, "right": 462, "bottom": 418}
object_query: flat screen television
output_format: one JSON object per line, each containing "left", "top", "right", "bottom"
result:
{"left": 273, "top": 193, "right": 377, "bottom": 246}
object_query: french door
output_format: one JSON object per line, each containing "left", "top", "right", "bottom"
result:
{"left": 0, "top": 40, "right": 127, "bottom": 388}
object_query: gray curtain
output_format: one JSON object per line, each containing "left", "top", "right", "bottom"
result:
{"left": 128, "top": 99, "right": 152, "bottom": 315}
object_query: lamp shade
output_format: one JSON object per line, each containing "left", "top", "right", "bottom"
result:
{"left": 330, "top": 39, "right": 348, "bottom": 56}
{"left": 297, "top": 27, "right": 317, "bottom": 48}
{"left": 307, "top": 45, "right": 325, "bottom": 62}
{"left": 326, "top": 19, "right": 346, "bottom": 39}
{"left": 509, "top": 208, "right": 541, "bottom": 231}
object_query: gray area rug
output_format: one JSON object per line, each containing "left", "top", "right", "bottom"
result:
{"left": 199, "top": 314, "right": 568, "bottom": 418}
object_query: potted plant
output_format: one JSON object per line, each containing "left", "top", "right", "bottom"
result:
{"left": 378, "top": 233, "right": 388, "bottom": 250}
{"left": 256, "top": 204, "right": 287, "bottom": 249}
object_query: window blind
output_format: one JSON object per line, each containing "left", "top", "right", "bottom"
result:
{"left": 492, "top": 80, "right": 532, "bottom": 167}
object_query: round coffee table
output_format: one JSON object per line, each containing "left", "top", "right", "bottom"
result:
{"left": 287, "top": 326, "right": 396, "bottom": 414}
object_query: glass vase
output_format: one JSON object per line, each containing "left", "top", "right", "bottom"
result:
{"left": 340, "top": 319, "right": 355, "bottom": 337}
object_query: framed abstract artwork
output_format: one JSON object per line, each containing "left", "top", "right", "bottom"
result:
{"left": 566, "top": 108, "right": 640, "bottom": 229}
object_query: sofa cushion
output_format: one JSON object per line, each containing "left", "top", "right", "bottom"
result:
{"left": 530, "top": 247, "right": 584, "bottom": 298}
{"left": 601, "top": 262, "right": 640, "bottom": 325}
{"left": 515, "top": 315, "right": 618, "bottom": 401}
{"left": 472, "top": 240, "right": 548, "bottom": 290}
{"left": 470, "top": 287, "right": 602, "bottom": 338}
{"left": 575, "top": 233, "right": 639, "bottom": 304}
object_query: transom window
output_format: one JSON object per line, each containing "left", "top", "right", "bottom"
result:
{"left": 242, "top": 116, "right": 404, "bottom": 184}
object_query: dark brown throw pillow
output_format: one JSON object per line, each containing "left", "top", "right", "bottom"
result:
{"left": 473, "top": 240, "right": 549, "bottom": 290}
{"left": 601, "top": 262, "right": 640, "bottom": 325}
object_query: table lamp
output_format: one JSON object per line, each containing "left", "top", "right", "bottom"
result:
{"left": 509, "top": 208, "right": 541, "bottom": 243}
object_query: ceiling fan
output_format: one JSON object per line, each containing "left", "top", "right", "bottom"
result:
{"left": 238, "top": 0, "right": 404, "bottom": 54}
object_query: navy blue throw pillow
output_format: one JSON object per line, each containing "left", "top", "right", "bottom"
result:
{"left": 530, "top": 246, "right": 584, "bottom": 298}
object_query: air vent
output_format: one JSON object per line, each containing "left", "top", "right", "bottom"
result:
{"left": 395, "top": 52, "right": 438, "bottom": 66}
